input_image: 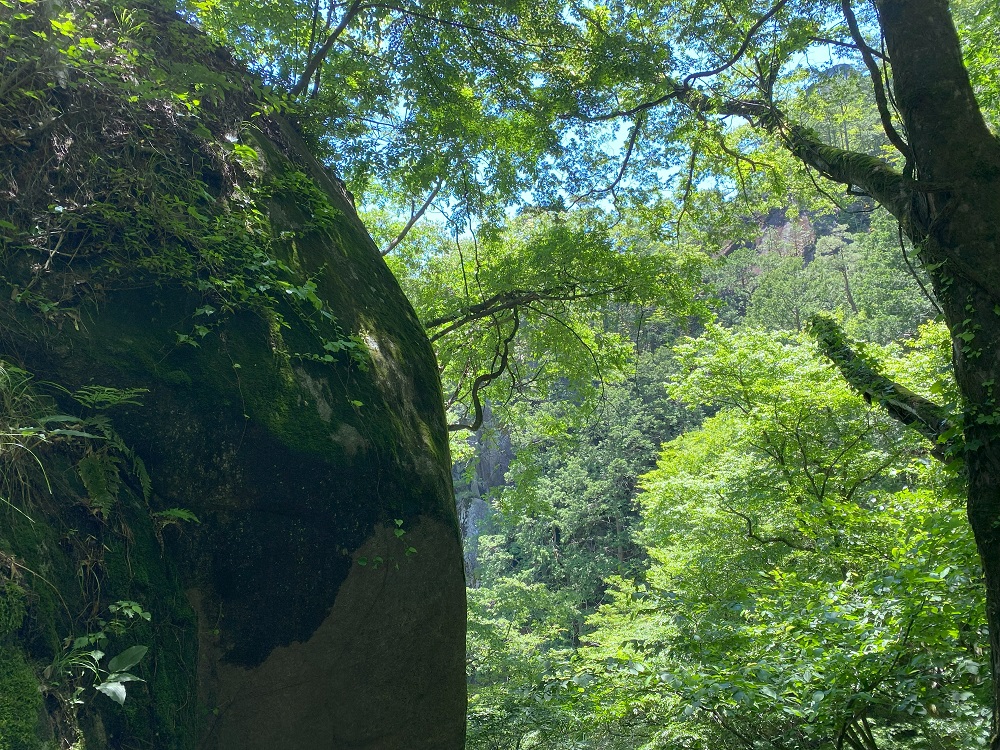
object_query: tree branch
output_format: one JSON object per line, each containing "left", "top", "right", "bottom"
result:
{"left": 381, "top": 179, "right": 442, "bottom": 255}
{"left": 809, "top": 36, "right": 887, "bottom": 61}
{"left": 780, "top": 124, "right": 909, "bottom": 218}
{"left": 291, "top": 0, "right": 365, "bottom": 97}
{"left": 426, "top": 285, "right": 621, "bottom": 342}
{"left": 681, "top": 0, "right": 789, "bottom": 89}
{"left": 808, "top": 314, "right": 960, "bottom": 462}
{"left": 840, "top": 0, "right": 913, "bottom": 171}
{"left": 579, "top": 88, "right": 683, "bottom": 123}
{"left": 449, "top": 312, "right": 519, "bottom": 432}
{"left": 718, "top": 502, "right": 816, "bottom": 551}
{"left": 570, "top": 115, "right": 643, "bottom": 205}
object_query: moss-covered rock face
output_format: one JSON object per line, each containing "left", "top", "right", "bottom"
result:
{"left": 0, "top": 2, "right": 465, "bottom": 748}
{"left": 0, "top": 646, "right": 44, "bottom": 750}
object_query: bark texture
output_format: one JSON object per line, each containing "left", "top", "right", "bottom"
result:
{"left": 789, "top": 1, "right": 1000, "bottom": 744}
{"left": 876, "top": 4, "right": 1000, "bottom": 745}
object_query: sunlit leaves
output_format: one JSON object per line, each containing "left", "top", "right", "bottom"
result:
{"left": 387, "top": 209, "right": 706, "bottom": 430}
{"left": 577, "top": 326, "right": 989, "bottom": 748}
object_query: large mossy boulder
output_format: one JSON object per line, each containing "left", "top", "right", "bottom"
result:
{"left": 0, "top": 2, "right": 465, "bottom": 748}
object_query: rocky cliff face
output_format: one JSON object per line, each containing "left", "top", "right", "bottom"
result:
{"left": 0, "top": 3, "right": 465, "bottom": 747}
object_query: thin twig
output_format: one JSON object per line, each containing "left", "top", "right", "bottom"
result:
{"left": 382, "top": 179, "right": 442, "bottom": 255}
{"left": 809, "top": 35, "right": 887, "bottom": 62}
{"left": 682, "top": 0, "right": 789, "bottom": 89}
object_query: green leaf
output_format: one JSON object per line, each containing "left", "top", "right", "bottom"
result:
{"left": 105, "top": 672, "right": 144, "bottom": 683}
{"left": 107, "top": 645, "right": 148, "bottom": 674}
{"left": 50, "top": 429, "right": 100, "bottom": 438}
{"left": 95, "top": 681, "right": 127, "bottom": 705}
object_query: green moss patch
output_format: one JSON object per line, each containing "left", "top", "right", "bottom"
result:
{"left": 0, "top": 646, "right": 42, "bottom": 750}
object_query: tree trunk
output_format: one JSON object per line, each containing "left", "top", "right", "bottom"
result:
{"left": 874, "top": 2, "right": 1000, "bottom": 744}
{"left": 785, "top": 2, "right": 1000, "bottom": 743}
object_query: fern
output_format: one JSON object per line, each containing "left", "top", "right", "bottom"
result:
{"left": 77, "top": 451, "right": 121, "bottom": 518}
{"left": 73, "top": 385, "right": 147, "bottom": 410}
{"left": 86, "top": 417, "right": 152, "bottom": 503}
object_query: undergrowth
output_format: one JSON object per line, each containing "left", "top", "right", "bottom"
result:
{"left": 0, "top": 0, "right": 360, "bottom": 364}
{"left": 0, "top": 357, "right": 197, "bottom": 747}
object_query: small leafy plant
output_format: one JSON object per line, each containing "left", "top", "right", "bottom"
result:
{"left": 46, "top": 601, "right": 151, "bottom": 706}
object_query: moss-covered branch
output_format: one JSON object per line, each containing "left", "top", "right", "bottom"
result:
{"left": 583, "top": 79, "right": 911, "bottom": 221}
{"left": 781, "top": 125, "right": 909, "bottom": 219}
{"left": 808, "top": 314, "right": 960, "bottom": 462}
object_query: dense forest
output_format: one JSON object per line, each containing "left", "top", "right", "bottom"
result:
{"left": 2, "top": 0, "right": 1000, "bottom": 749}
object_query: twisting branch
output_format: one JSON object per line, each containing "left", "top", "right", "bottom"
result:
{"left": 718, "top": 501, "right": 816, "bottom": 551}
{"left": 585, "top": 84, "right": 909, "bottom": 207}
{"left": 808, "top": 314, "right": 960, "bottom": 462}
{"left": 840, "top": 0, "right": 913, "bottom": 171}
{"left": 674, "top": 147, "right": 698, "bottom": 242}
{"left": 449, "top": 312, "right": 520, "bottom": 433}
{"left": 607, "top": 113, "right": 642, "bottom": 195}
{"left": 570, "top": 114, "right": 644, "bottom": 205}
{"left": 681, "top": 0, "right": 789, "bottom": 89}
{"left": 381, "top": 179, "right": 442, "bottom": 255}
{"left": 291, "top": 0, "right": 365, "bottom": 97}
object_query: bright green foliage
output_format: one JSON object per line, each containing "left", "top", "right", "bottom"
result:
{"left": 464, "top": 316, "right": 983, "bottom": 749}
{"left": 791, "top": 65, "right": 886, "bottom": 157}
{"left": 465, "top": 343, "right": 700, "bottom": 749}
{"left": 488, "top": 347, "right": 697, "bottom": 596}
{"left": 180, "top": 0, "right": 834, "bottom": 225}
{"left": 467, "top": 579, "right": 582, "bottom": 748}
{"left": 3, "top": 0, "right": 996, "bottom": 747}
{"left": 954, "top": 0, "right": 1000, "bottom": 127}
{"left": 712, "top": 211, "right": 936, "bottom": 342}
{"left": 388, "top": 210, "right": 706, "bottom": 430}
{"left": 187, "top": 0, "right": 579, "bottom": 217}
{"left": 568, "top": 327, "right": 988, "bottom": 748}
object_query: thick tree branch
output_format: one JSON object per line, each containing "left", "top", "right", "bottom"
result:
{"left": 291, "top": 0, "right": 364, "bottom": 97}
{"left": 582, "top": 82, "right": 911, "bottom": 220}
{"left": 781, "top": 124, "right": 910, "bottom": 218}
{"left": 808, "top": 314, "right": 960, "bottom": 462}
